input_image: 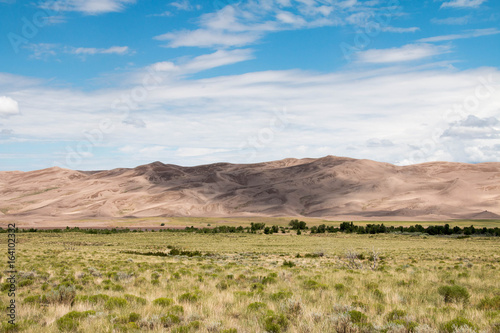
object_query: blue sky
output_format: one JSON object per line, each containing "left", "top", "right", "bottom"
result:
{"left": 0, "top": 0, "right": 499, "bottom": 171}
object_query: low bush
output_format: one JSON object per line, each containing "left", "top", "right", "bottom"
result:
{"left": 303, "top": 279, "right": 327, "bottom": 290}
{"left": 441, "top": 317, "right": 477, "bottom": 333}
{"left": 153, "top": 297, "right": 173, "bottom": 307}
{"left": 348, "top": 310, "right": 368, "bottom": 324}
{"left": 178, "top": 292, "right": 199, "bottom": 303}
{"left": 478, "top": 296, "right": 500, "bottom": 310}
{"left": 270, "top": 290, "right": 293, "bottom": 301}
{"left": 263, "top": 312, "right": 288, "bottom": 333}
{"left": 105, "top": 297, "right": 128, "bottom": 309}
{"left": 386, "top": 309, "right": 406, "bottom": 322}
{"left": 160, "top": 314, "right": 181, "bottom": 327}
{"left": 124, "top": 294, "right": 147, "bottom": 305}
{"left": 56, "top": 310, "right": 95, "bottom": 331}
{"left": 438, "top": 285, "right": 470, "bottom": 303}
{"left": 247, "top": 302, "right": 267, "bottom": 311}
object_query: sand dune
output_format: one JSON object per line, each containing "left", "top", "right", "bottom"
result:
{"left": 1, "top": 156, "right": 499, "bottom": 223}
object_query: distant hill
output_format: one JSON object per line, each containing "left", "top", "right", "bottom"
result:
{"left": 1, "top": 156, "right": 499, "bottom": 222}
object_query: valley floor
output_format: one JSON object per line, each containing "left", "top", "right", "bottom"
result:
{"left": 1, "top": 231, "right": 500, "bottom": 332}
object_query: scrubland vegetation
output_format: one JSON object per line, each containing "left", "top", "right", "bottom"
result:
{"left": 1, "top": 221, "right": 500, "bottom": 332}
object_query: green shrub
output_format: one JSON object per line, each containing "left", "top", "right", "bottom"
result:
{"left": 128, "top": 312, "right": 141, "bottom": 322}
{"left": 105, "top": 297, "right": 128, "bottom": 309}
{"left": 373, "top": 289, "right": 384, "bottom": 300}
{"left": 264, "top": 313, "right": 288, "bottom": 333}
{"left": 18, "top": 279, "right": 34, "bottom": 287}
{"left": 111, "top": 284, "right": 125, "bottom": 291}
{"left": 178, "top": 292, "right": 199, "bottom": 303}
{"left": 282, "top": 260, "right": 295, "bottom": 268}
{"left": 478, "top": 296, "right": 500, "bottom": 310}
{"left": 0, "top": 321, "right": 20, "bottom": 332}
{"left": 23, "top": 295, "right": 42, "bottom": 304}
{"left": 56, "top": 310, "right": 95, "bottom": 331}
{"left": 334, "top": 283, "right": 346, "bottom": 291}
{"left": 270, "top": 291, "right": 293, "bottom": 301}
{"left": 248, "top": 302, "right": 267, "bottom": 311}
{"left": 441, "top": 317, "right": 477, "bottom": 333}
{"left": 221, "top": 329, "right": 238, "bottom": 333}
{"left": 124, "top": 294, "right": 147, "bottom": 305}
{"left": 389, "top": 320, "right": 418, "bottom": 332}
{"left": 216, "top": 280, "right": 230, "bottom": 290}
{"left": 45, "top": 285, "right": 76, "bottom": 304}
{"left": 251, "top": 283, "right": 265, "bottom": 293}
{"left": 169, "top": 305, "right": 184, "bottom": 315}
{"left": 87, "top": 294, "right": 110, "bottom": 303}
{"left": 386, "top": 309, "right": 406, "bottom": 321}
{"left": 438, "top": 285, "right": 470, "bottom": 303}
{"left": 153, "top": 297, "right": 173, "bottom": 307}
{"left": 261, "top": 277, "right": 276, "bottom": 285}
{"left": 348, "top": 310, "right": 368, "bottom": 324}
{"left": 303, "top": 279, "right": 327, "bottom": 290}
{"left": 160, "top": 314, "right": 181, "bottom": 327}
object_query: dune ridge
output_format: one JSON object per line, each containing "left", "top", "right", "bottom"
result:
{"left": 1, "top": 155, "right": 499, "bottom": 222}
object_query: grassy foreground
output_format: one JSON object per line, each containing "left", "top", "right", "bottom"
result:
{"left": 1, "top": 231, "right": 500, "bottom": 332}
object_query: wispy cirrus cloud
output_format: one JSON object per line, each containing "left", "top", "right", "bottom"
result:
{"left": 431, "top": 16, "right": 469, "bottom": 25}
{"left": 356, "top": 44, "right": 451, "bottom": 64}
{"left": 154, "top": 0, "right": 408, "bottom": 49}
{"left": 39, "top": 0, "right": 136, "bottom": 15}
{"left": 69, "top": 46, "right": 130, "bottom": 55}
{"left": 151, "top": 49, "right": 254, "bottom": 75}
{"left": 440, "top": 0, "right": 488, "bottom": 9}
{"left": 25, "top": 43, "right": 131, "bottom": 59}
{"left": 155, "top": 29, "right": 262, "bottom": 48}
{"left": 418, "top": 28, "right": 500, "bottom": 42}
{"left": 380, "top": 26, "right": 420, "bottom": 33}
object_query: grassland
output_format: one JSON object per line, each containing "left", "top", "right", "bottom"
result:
{"left": 1, "top": 229, "right": 500, "bottom": 332}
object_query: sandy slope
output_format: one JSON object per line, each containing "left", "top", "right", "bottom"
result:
{"left": 0, "top": 156, "right": 499, "bottom": 223}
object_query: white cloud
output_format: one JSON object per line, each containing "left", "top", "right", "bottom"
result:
{"left": 356, "top": 44, "right": 451, "bottom": 63}
{"left": 40, "top": 0, "right": 136, "bottom": 14}
{"left": 431, "top": 16, "right": 469, "bottom": 25}
{"left": 442, "top": 115, "right": 500, "bottom": 139}
{"left": 380, "top": 26, "right": 420, "bottom": 33}
{"left": 155, "top": 29, "right": 261, "bottom": 48}
{"left": 170, "top": 0, "right": 192, "bottom": 11}
{"left": 70, "top": 46, "right": 130, "bottom": 55}
{"left": 276, "top": 11, "right": 307, "bottom": 26}
{"left": 182, "top": 49, "right": 254, "bottom": 73}
{"left": 25, "top": 43, "right": 58, "bottom": 60}
{"left": 148, "top": 49, "right": 254, "bottom": 81}
{"left": 0, "top": 96, "right": 20, "bottom": 117}
{"left": 419, "top": 28, "right": 500, "bottom": 42}
{"left": 152, "top": 61, "right": 179, "bottom": 72}
{"left": 3, "top": 61, "right": 500, "bottom": 169}
{"left": 154, "top": 0, "right": 383, "bottom": 49}
{"left": 441, "top": 0, "right": 487, "bottom": 9}
{"left": 25, "top": 44, "right": 131, "bottom": 59}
